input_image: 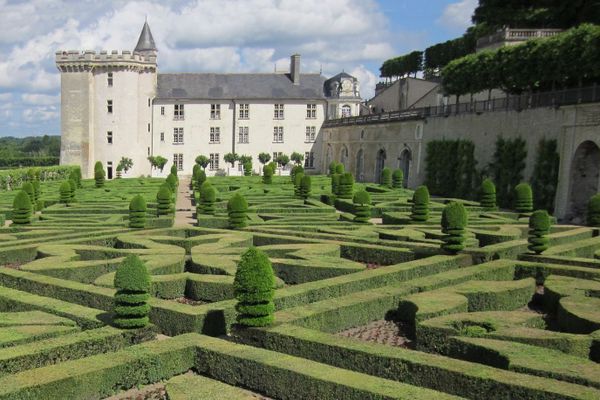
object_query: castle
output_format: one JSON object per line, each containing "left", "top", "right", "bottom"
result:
{"left": 56, "top": 22, "right": 362, "bottom": 179}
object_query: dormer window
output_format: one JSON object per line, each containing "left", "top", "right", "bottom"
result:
{"left": 341, "top": 104, "right": 352, "bottom": 117}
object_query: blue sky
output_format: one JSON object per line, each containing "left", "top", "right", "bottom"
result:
{"left": 0, "top": 0, "right": 477, "bottom": 138}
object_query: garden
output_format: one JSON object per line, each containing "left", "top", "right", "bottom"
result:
{"left": 0, "top": 162, "right": 598, "bottom": 399}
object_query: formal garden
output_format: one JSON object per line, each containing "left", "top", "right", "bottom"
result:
{"left": 0, "top": 162, "right": 598, "bottom": 399}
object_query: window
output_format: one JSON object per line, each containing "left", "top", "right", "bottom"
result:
{"left": 274, "top": 104, "right": 284, "bottom": 119}
{"left": 107, "top": 100, "right": 113, "bottom": 114}
{"left": 107, "top": 131, "right": 113, "bottom": 144}
{"left": 107, "top": 72, "right": 113, "bottom": 87}
{"left": 238, "top": 126, "right": 249, "bottom": 143}
{"left": 304, "top": 152, "right": 315, "bottom": 169}
{"left": 209, "top": 153, "right": 219, "bottom": 170}
{"left": 173, "top": 153, "right": 183, "bottom": 171}
{"left": 272, "top": 152, "right": 282, "bottom": 163}
{"left": 160, "top": 132, "right": 164, "bottom": 142}
{"left": 210, "top": 104, "right": 221, "bottom": 119}
{"left": 148, "top": 98, "right": 150, "bottom": 107}
{"left": 341, "top": 104, "right": 352, "bottom": 117}
{"left": 305, "top": 126, "right": 316, "bottom": 142}
{"left": 239, "top": 104, "right": 249, "bottom": 119}
{"left": 174, "top": 104, "right": 184, "bottom": 120}
{"left": 306, "top": 104, "right": 316, "bottom": 119}
{"left": 273, "top": 127, "right": 284, "bottom": 143}
{"left": 160, "top": 106, "right": 165, "bottom": 115}
{"left": 173, "top": 127, "right": 184, "bottom": 144}
{"left": 210, "top": 127, "right": 220, "bottom": 143}
{"left": 147, "top": 123, "right": 150, "bottom": 132}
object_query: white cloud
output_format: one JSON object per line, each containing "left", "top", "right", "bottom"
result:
{"left": 21, "top": 93, "right": 60, "bottom": 106}
{"left": 437, "top": 0, "right": 477, "bottom": 31}
{"left": 349, "top": 65, "right": 378, "bottom": 100}
{"left": 0, "top": 92, "right": 11, "bottom": 102}
{"left": 22, "top": 106, "right": 58, "bottom": 123}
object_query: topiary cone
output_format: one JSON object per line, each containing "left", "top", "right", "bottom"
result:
{"left": 12, "top": 190, "right": 32, "bottom": 225}
{"left": 59, "top": 181, "right": 72, "bottom": 205}
{"left": 353, "top": 190, "right": 371, "bottom": 223}
{"left": 262, "top": 165, "right": 273, "bottom": 184}
{"left": 113, "top": 254, "right": 151, "bottom": 329}
{"left": 156, "top": 185, "right": 172, "bottom": 216}
{"left": 198, "top": 182, "right": 217, "bottom": 215}
{"left": 21, "top": 182, "right": 34, "bottom": 205}
{"left": 480, "top": 179, "right": 497, "bottom": 210}
{"left": 228, "top": 193, "right": 248, "bottom": 229}
{"left": 300, "top": 175, "right": 311, "bottom": 200}
{"left": 392, "top": 169, "right": 404, "bottom": 188}
{"left": 410, "top": 186, "right": 430, "bottom": 222}
{"left": 338, "top": 173, "right": 354, "bottom": 199}
{"left": 514, "top": 183, "right": 533, "bottom": 213}
{"left": 441, "top": 202, "right": 468, "bottom": 254}
{"left": 293, "top": 172, "right": 304, "bottom": 198}
{"left": 380, "top": 167, "right": 392, "bottom": 188}
{"left": 129, "top": 195, "right": 147, "bottom": 229}
{"left": 528, "top": 210, "right": 551, "bottom": 254}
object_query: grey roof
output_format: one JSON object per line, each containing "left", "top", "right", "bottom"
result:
{"left": 156, "top": 73, "right": 327, "bottom": 100}
{"left": 134, "top": 22, "right": 157, "bottom": 52}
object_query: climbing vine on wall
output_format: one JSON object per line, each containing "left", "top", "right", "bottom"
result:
{"left": 425, "top": 139, "right": 477, "bottom": 200}
{"left": 489, "top": 137, "right": 527, "bottom": 208}
{"left": 531, "top": 138, "right": 560, "bottom": 213}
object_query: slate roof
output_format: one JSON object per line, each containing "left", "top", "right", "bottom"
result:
{"left": 156, "top": 73, "right": 327, "bottom": 100}
{"left": 134, "top": 22, "right": 157, "bottom": 52}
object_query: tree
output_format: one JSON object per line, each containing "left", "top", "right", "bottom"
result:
{"left": 113, "top": 254, "right": 151, "bottom": 329}
{"left": 531, "top": 139, "right": 560, "bottom": 212}
{"left": 224, "top": 153, "right": 239, "bottom": 168}
{"left": 233, "top": 247, "right": 275, "bottom": 327}
{"left": 276, "top": 154, "right": 290, "bottom": 168}
{"left": 195, "top": 155, "right": 210, "bottom": 170}
{"left": 148, "top": 156, "right": 168, "bottom": 172}
{"left": 290, "top": 152, "right": 304, "bottom": 165}
{"left": 353, "top": 190, "right": 371, "bottom": 223}
{"left": 228, "top": 193, "right": 248, "bottom": 229}
{"left": 411, "top": 186, "right": 430, "bottom": 222}
{"left": 528, "top": 210, "right": 551, "bottom": 254}
{"left": 118, "top": 157, "right": 133, "bottom": 175}
{"left": 129, "top": 195, "right": 147, "bottom": 229}
{"left": 12, "top": 190, "right": 32, "bottom": 225}
{"left": 441, "top": 202, "right": 468, "bottom": 254}
{"left": 258, "top": 152, "right": 271, "bottom": 165}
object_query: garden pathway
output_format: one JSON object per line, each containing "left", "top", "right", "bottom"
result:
{"left": 174, "top": 176, "right": 195, "bottom": 227}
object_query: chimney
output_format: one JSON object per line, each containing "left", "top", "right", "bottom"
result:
{"left": 290, "top": 54, "right": 300, "bottom": 85}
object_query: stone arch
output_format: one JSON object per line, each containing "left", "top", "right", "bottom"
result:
{"left": 376, "top": 148, "right": 386, "bottom": 183}
{"left": 568, "top": 140, "right": 600, "bottom": 221}
{"left": 355, "top": 148, "right": 364, "bottom": 182}
{"left": 398, "top": 147, "right": 412, "bottom": 188}
{"left": 340, "top": 145, "right": 349, "bottom": 169}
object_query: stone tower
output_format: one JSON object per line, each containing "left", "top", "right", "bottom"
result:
{"left": 56, "top": 22, "right": 158, "bottom": 178}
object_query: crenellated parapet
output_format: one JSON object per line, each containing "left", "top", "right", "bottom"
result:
{"left": 55, "top": 50, "right": 157, "bottom": 73}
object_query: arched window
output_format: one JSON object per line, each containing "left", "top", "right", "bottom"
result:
{"left": 356, "top": 149, "right": 364, "bottom": 182}
{"left": 341, "top": 145, "right": 349, "bottom": 167}
{"left": 341, "top": 104, "right": 352, "bottom": 117}
{"left": 376, "top": 149, "right": 386, "bottom": 183}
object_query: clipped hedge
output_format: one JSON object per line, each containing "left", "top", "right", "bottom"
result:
{"left": 228, "top": 193, "right": 248, "bottom": 229}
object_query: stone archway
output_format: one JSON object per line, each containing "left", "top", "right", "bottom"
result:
{"left": 568, "top": 141, "right": 600, "bottom": 221}
{"left": 355, "top": 149, "right": 364, "bottom": 182}
{"left": 375, "top": 149, "right": 386, "bottom": 183}
{"left": 398, "top": 148, "right": 411, "bottom": 188}
{"left": 341, "top": 145, "right": 349, "bottom": 169}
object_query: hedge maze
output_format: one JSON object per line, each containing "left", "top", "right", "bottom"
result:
{"left": 0, "top": 168, "right": 599, "bottom": 399}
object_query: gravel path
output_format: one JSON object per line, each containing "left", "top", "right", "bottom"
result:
{"left": 174, "top": 177, "right": 195, "bottom": 227}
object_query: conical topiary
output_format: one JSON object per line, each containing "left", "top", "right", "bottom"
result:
{"left": 170, "top": 163, "right": 178, "bottom": 176}
{"left": 243, "top": 161, "right": 252, "bottom": 176}
{"left": 166, "top": 173, "right": 178, "bottom": 193}
{"left": 338, "top": 173, "right": 354, "bottom": 199}
{"left": 328, "top": 161, "right": 336, "bottom": 176}
{"left": 291, "top": 165, "right": 304, "bottom": 183}
{"left": 262, "top": 165, "right": 273, "bottom": 184}
{"left": 129, "top": 195, "right": 147, "bottom": 229}
{"left": 195, "top": 169, "right": 207, "bottom": 191}
{"left": 69, "top": 168, "right": 82, "bottom": 188}
{"left": 334, "top": 163, "right": 345, "bottom": 175}
{"left": 331, "top": 173, "right": 341, "bottom": 196}
{"left": 587, "top": 194, "right": 600, "bottom": 227}
{"left": 59, "top": 181, "right": 72, "bottom": 205}
{"left": 197, "top": 182, "right": 217, "bottom": 215}
{"left": 441, "top": 202, "right": 468, "bottom": 254}
{"left": 156, "top": 185, "right": 172, "bottom": 216}
{"left": 410, "top": 185, "right": 430, "bottom": 222}
{"left": 300, "top": 175, "right": 311, "bottom": 200}
{"left": 380, "top": 167, "right": 392, "bottom": 188}
{"left": 32, "top": 180, "right": 42, "bottom": 211}
{"left": 514, "top": 183, "right": 533, "bottom": 213}
{"left": 528, "top": 210, "right": 551, "bottom": 254}
{"left": 233, "top": 247, "right": 275, "bottom": 327}
{"left": 293, "top": 172, "right": 304, "bottom": 198}
{"left": 353, "top": 190, "right": 371, "bottom": 223}
{"left": 480, "top": 179, "right": 497, "bottom": 210}
{"left": 68, "top": 179, "right": 77, "bottom": 202}
{"left": 94, "top": 168, "right": 105, "bottom": 188}
{"left": 12, "top": 190, "right": 32, "bottom": 225}
{"left": 228, "top": 193, "right": 248, "bottom": 229}
{"left": 21, "top": 182, "right": 34, "bottom": 204}
{"left": 392, "top": 169, "right": 404, "bottom": 188}
{"left": 192, "top": 164, "right": 201, "bottom": 189}
{"left": 113, "top": 254, "right": 151, "bottom": 329}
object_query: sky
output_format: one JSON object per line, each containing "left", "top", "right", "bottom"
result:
{"left": 0, "top": 0, "right": 477, "bottom": 138}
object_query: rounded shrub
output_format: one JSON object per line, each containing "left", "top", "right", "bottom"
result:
{"left": 353, "top": 190, "right": 371, "bottom": 223}
{"left": 12, "top": 190, "right": 32, "bottom": 225}
{"left": 166, "top": 173, "right": 178, "bottom": 193}
{"left": 170, "top": 163, "right": 178, "bottom": 176}
{"left": 514, "top": 183, "right": 533, "bottom": 213}
{"left": 528, "top": 210, "right": 551, "bottom": 254}
{"left": 331, "top": 173, "right": 341, "bottom": 196}
{"left": 113, "top": 254, "right": 151, "bottom": 329}
{"left": 21, "top": 182, "right": 34, "bottom": 204}
{"left": 195, "top": 169, "right": 207, "bottom": 190}
{"left": 243, "top": 161, "right": 252, "bottom": 176}
{"left": 197, "top": 182, "right": 217, "bottom": 215}
{"left": 59, "top": 181, "right": 72, "bottom": 205}
{"left": 300, "top": 175, "right": 311, "bottom": 200}
{"left": 291, "top": 165, "right": 304, "bottom": 183}
{"left": 410, "top": 185, "right": 430, "bottom": 222}
{"left": 262, "top": 165, "right": 273, "bottom": 184}
{"left": 70, "top": 167, "right": 82, "bottom": 188}
{"left": 156, "top": 185, "right": 172, "bottom": 216}
{"left": 441, "top": 202, "right": 468, "bottom": 254}
{"left": 293, "top": 172, "right": 304, "bottom": 198}
{"left": 338, "top": 173, "right": 354, "bottom": 199}
{"left": 68, "top": 179, "right": 77, "bottom": 201}
{"left": 228, "top": 193, "right": 248, "bottom": 229}
{"left": 380, "top": 167, "right": 392, "bottom": 188}
{"left": 192, "top": 164, "right": 201, "bottom": 189}
{"left": 94, "top": 168, "right": 105, "bottom": 188}
{"left": 328, "top": 161, "right": 336, "bottom": 176}
{"left": 334, "top": 163, "right": 345, "bottom": 175}
{"left": 129, "top": 195, "right": 147, "bottom": 229}
{"left": 587, "top": 194, "right": 600, "bottom": 227}
{"left": 32, "top": 180, "right": 42, "bottom": 210}
{"left": 392, "top": 169, "right": 404, "bottom": 188}
{"left": 233, "top": 247, "right": 275, "bottom": 327}
{"left": 480, "top": 179, "right": 497, "bottom": 210}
